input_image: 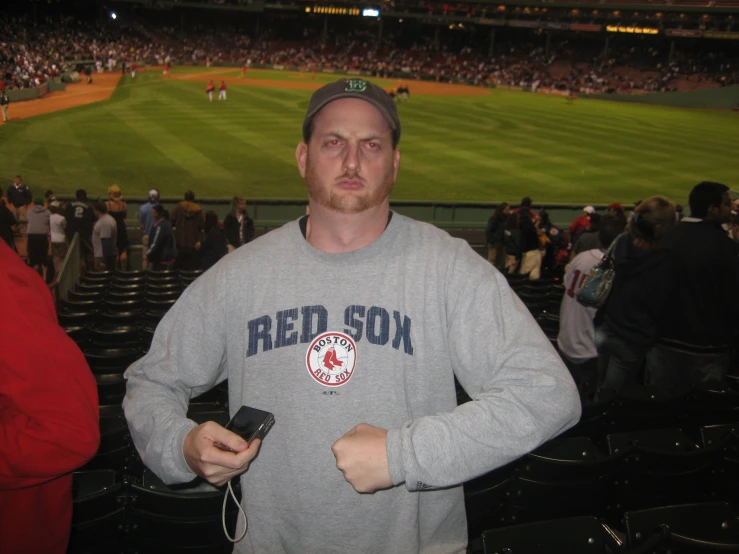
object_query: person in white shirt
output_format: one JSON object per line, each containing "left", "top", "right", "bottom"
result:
{"left": 558, "top": 215, "right": 624, "bottom": 403}
{"left": 48, "top": 202, "right": 68, "bottom": 275}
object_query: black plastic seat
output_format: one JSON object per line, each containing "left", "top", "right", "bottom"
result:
{"left": 76, "top": 283, "right": 108, "bottom": 294}
{"left": 98, "top": 310, "right": 144, "bottom": 326}
{"left": 104, "top": 299, "right": 145, "bottom": 312}
{"left": 95, "top": 373, "right": 127, "bottom": 407}
{"left": 464, "top": 464, "right": 515, "bottom": 538}
{"left": 509, "top": 436, "right": 626, "bottom": 524}
{"left": 144, "top": 298, "right": 177, "bottom": 311}
{"left": 115, "top": 270, "right": 146, "bottom": 278}
{"left": 84, "top": 347, "right": 142, "bottom": 374}
{"left": 68, "top": 290, "right": 106, "bottom": 302}
{"left": 106, "top": 290, "right": 145, "bottom": 301}
{"left": 59, "top": 311, "right": 99, "bottom": 326}
{"left": 68, "top": 470, "right": 126, "bottom": 554}
{"left": 624, "top": 502, "right": 739, "bottom": 552}
{"left": 607, "top": 428, "right": 721, "bottom": 511}
{"left": 481, "top": 516, "right": 612, "bottom": 554}
{"left": 65, "top": 325, "right": 90, "bottom": 347}
{"left": 147, "top": 282, "right": 181, "bottom": 292}
{"left": 88, "top": 324, "right": 145, "bottom": 349}
{"left": 61, "top": 298, "right": 101, "bottom": 311}
{"left": 128, "top": 469, "right": 241, "bottom": 549}
{"left": 145, "top": 290, "right": 181, "bottom": 302}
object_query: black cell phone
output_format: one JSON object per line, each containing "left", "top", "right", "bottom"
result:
{"left": 214, "top": 405, "right": 275, "bottom": 452}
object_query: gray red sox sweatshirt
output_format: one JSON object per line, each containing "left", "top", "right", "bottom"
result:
{"left": 123, "top": 212, "right": 581, "bottom": 554}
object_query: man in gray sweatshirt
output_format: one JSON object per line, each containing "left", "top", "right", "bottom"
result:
{"left": 123, "top": 78, "right": 581, "bottom": 554}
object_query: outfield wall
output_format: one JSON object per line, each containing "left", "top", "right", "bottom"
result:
{"left": 56, "top": 196, "right": 612, "bottom": 231}
{"left": 590, "top": 85, "right": 739, "bottom": 110}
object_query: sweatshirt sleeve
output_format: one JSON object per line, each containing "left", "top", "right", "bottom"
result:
{"left": 386, "top": 242, "right": 581, "bottom": 491}
{"left": 123, "top": 265, "right": 228, "bottom": 484}
{"left": 0, "top": 251, "right": 100, "bottom": 490}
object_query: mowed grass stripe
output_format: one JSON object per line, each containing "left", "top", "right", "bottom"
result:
{"left": 105, "top": 97, "right": 237, "bottom": 184}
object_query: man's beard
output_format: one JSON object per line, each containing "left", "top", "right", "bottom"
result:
{"left": 305, "top": 161, "right": 394, "bottom": 214}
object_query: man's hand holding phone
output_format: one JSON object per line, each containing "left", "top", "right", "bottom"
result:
{"left": 183, "top": 421, "right": 262, "bottom": 487}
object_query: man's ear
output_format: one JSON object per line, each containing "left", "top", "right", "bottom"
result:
{"left": 296, "top": 142, "right": 308, "bottom": 179}
{"left": 392, "top": 148, "right": 401, "bottom": 183}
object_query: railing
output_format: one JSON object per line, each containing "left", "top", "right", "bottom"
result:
{"left": 50, "top": 232, "right": 80, "bottom": 306}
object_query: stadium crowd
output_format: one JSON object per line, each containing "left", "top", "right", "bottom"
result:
{"left": 2, "top": 12, "right": 738, "bottom": 93}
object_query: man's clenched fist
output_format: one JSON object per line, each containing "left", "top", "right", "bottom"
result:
{"left": 331, "top": 423, "right": 392, "bottom": 493}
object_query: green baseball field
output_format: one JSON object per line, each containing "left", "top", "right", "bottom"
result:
{"left": 1, "top": 67, "right": 736, "bottom": 206}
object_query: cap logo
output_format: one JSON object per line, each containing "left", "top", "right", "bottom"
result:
{"left": 345, "top": 79, "right": 368, "bottom": 92}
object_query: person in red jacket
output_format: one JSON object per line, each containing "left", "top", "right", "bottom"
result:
{"left": 218, "top": 80, "right": 227, "bottom": 101}
{"left": 0, "top": 240, "right": 100, "bottom": 554}
{"left": 206, "top": 80, "right": 215, "bottom": 102}
{"left": 569, "top": 205, "right": 595, "bottom": 244}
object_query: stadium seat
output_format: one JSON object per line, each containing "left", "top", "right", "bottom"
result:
{"left": 113, "top": 275, "right": 147, "bottom": 286}
{"left": 59, "top": 311, "right": 99, "bottom": 326}
{"left": 95, "top": 374, "right": 127, "bottom": 407}
{"left": 607, "top": 386, "right": 685, "bottom": 435}
{"left": 106, "top": 290, "right": 145, "bottom": 301}
{"left": 87, "top": 324, "right": 146, "bottom": 350}
{"left": 68, "top": 290, "right": 106, "bottom": 302}
{"left": 65, "top": 325, "right": 90, "bottom": 348}
{"left": 115, "top": 270, "right": 146, "bottom": 278}
{"left": 480, "top": 516, "right": 615, "bottom": 554}
{"left": 98, "top": 310, "right": 144, "bottom": 326}
{"left": 82, "top": 276, "right": 112, "bottom": 286}
{"left": 83, "top": 347, "right": 143, "bottom": 374}
{"left": 104, "top": 298, "right": 145, "bottom": 312}
{"left": 75, "top": 283, "right": 109, "bottom": 294}
{"left": 84, "top": 271, "right": 113, "bottom": 279}
{"left": 144, "top": 290, "right": 181, "bottom": 302}
{"left": 509, "top": 436, "right": 625, "bottom": 525}
{"left": 67, "top": 470, "right": 126, "bottom": 554}
{"left": 61, "top": 298, "right": 100, "bottom": 312}
{"left": 682, "top": 387, "right": 739, "bottom": 427}
{"left": 607, "top": 428, "right": 721, "bottom": 511}
{"left": 179, "top": 269, "right": 203, "bottom": 280}
{"left": 464, "top": 464, "right": 515, "bottom": 538}
{"left": 146, "top": 282, "right": 181, "bottom": 293}
{"left": 128, "top": 469, "right": 241, "bottom": 549}
{"left": 144, "top": 298, "right": 178, "bottom": 312}
{"left": 624, "top": 502, "right": 739, "bottom": 552}
{"left": 701, "top": 423, "right": 739, "bottom": 506}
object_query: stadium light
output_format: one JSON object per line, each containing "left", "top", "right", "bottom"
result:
{"left": 362, "top": 8, "right": 379, "bottom": 17}
{"left": 110, "top": 12, "right": 117, "bottom": 20}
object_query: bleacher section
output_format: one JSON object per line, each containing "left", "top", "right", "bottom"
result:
{"left": 61, "top": 268, "right": 739, "bottom": 553}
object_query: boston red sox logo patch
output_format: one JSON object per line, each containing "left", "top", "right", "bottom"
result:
{"left": 305, "top": 331, "right": 357, "bottom": 387}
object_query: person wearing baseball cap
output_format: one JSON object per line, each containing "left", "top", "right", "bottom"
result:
{"left": 608, "top": 202, "right": 627, "bottom": 225}
{"left": 570, "top": 206, "right": 595, "bottom": 242}
{"left": 123, "top": 78, "right": 580, "bottom": 554}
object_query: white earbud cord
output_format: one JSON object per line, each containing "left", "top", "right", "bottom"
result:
{"left": 223, "top": 479, "right": 247, "bottom": 542}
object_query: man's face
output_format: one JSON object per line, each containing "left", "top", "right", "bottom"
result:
{"left": 235, "top": 200, "right": 246, "bottom": 213}
{"left": 296, "top": 98, "right": 400, "bottom": 214}
{"left": 13, "top": 177, "right": 20, "bottom": 186}
{"left": 710, "top": 192, "right": 733, "bottom": 224}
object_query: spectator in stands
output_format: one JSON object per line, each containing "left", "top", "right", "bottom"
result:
{"left": 647, "top": 182, "right": 739, "bottom": 397}
{"left": 105, "top": 184, "right": 130, "bottom": 271}
{"left": 538, "top": 210, "right": 566, "bottom": 275}
{"left": 171, "top": 190, "right": 204, "bottom": 270}
{"left": 518, "top": 210, "right": 542, "bottom": 280}
{"left": 49, "top": 201, "right": 68, "bottom": 275}
{"left": 558, "top": 215, "right": 625, "bottom": 403}
{"left": 65, "top": 189, "right": 96, "bottom": 272}
{"left": 6, "top": 175, "right": 31, "bottom": 233}
{"left": 0, "top": 190, "right": 18, "bottom": 251}
{"left": 91, "top": 202, "right": 118, "bottom": 270}
{"left": 503, "top": 211, "right": 521, "bottom": 273}
{"left": 198, "top": 210, "right": 228, "bottom": 271}
{"left": 0, "top": 89, "right": 8, "bottom": 122}
{"left": 594, "top": 196, "right": 676, "bottom": 396}
{"left": 0, "top": 238, "right": 100, "bottom": 554}
{"left": 146, "top": 204, "right": 177, "bottom": 271}
{"left": 571, "top": 213, "right": 602, "bottom": 259}
{"left": 485, "top": 202, "right": 509, "bottom": 269}
{"left": 569, "top": 206, "right": 595, "bottom": 245}
{"left": 123, "top": 78, "right": 580, "bottom": 554}
{"left": 223, "top": 196, "right": 255, "bottom": 253}
{"left": 26, "top": 198, "right": 51, "bottom": 277}
{"left": 608, "top": 202, "right": 627, "bottom": 226}
{"left": 138, "top": 189, "right": 160, "bottom": 270}
{"left": 44, "top": 189, "right": 57, "bottom": 205}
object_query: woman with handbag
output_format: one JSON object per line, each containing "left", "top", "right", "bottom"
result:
{"left": 593, "top": 196, "right": 677, "bottom": 397}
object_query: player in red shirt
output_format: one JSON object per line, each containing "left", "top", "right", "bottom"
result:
{"left": 241, "top": 65, "right": 247, "bottom": 78}
{"left": 218, "top": 80, "right": 227, "bottom": 101}
{"left": 0, "top": 240, "right": 100, "bottom": 554}
{"left": 206, "top": 80, "right": 215, "bottom": 102}
{"left": 131, "top": 61, "right": 137, "bottom": 79}
{"left": 163, "top": 63, "right": 170, "bottom": 77}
